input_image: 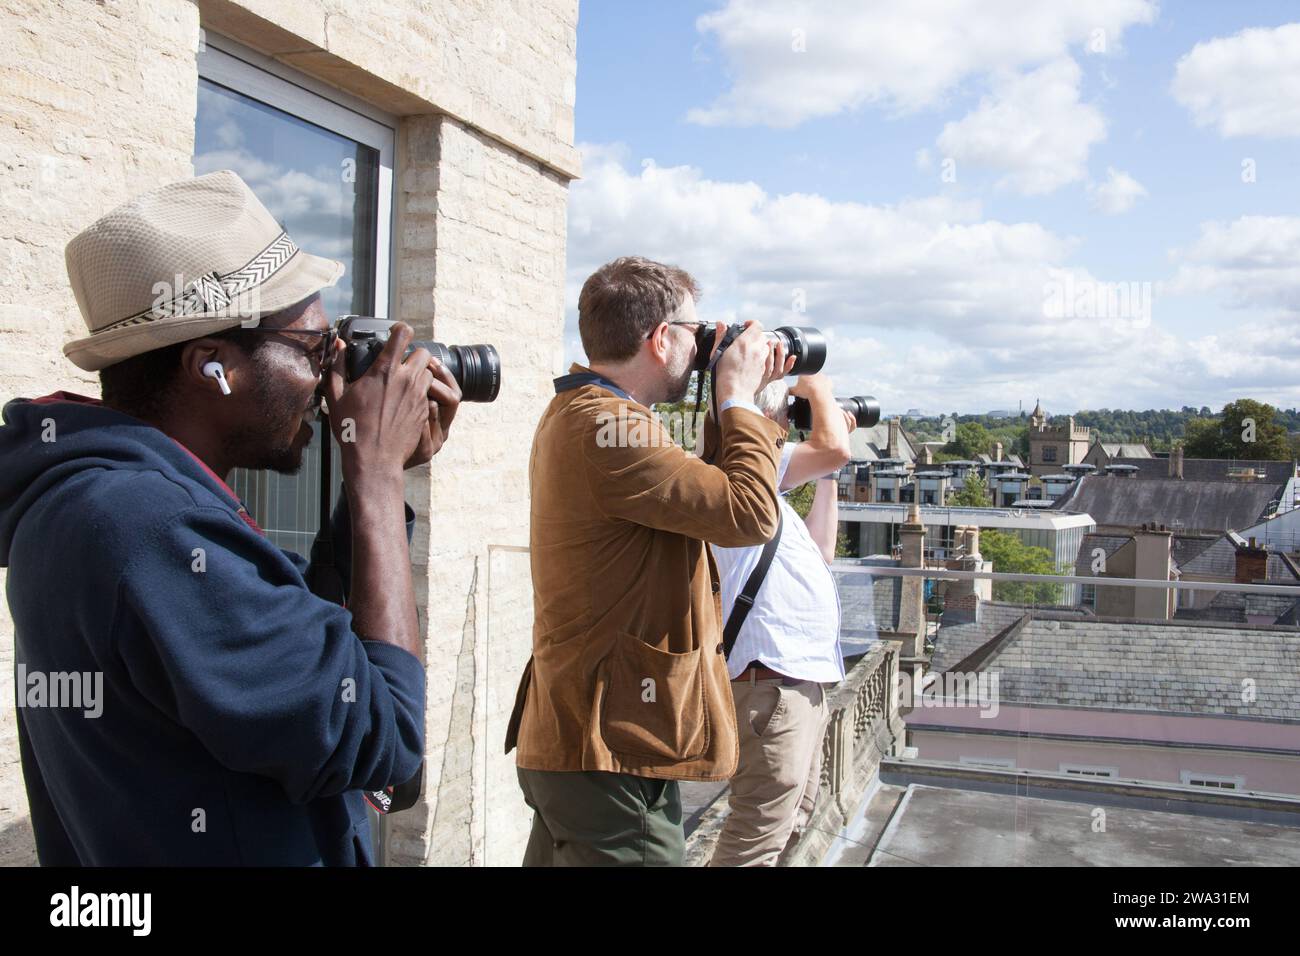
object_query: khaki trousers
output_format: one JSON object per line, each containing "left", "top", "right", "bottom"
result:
{"left": 709, "top": 677, "right": 827, "bottom": 867}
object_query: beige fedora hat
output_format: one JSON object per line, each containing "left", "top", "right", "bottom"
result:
{"left": 63, "top": 170, "right": 344, "bottom": 371}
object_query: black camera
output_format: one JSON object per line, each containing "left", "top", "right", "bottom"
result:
{"left": 693, "top": 323, "right": 827, "bottom": 376}
{"left": 789, "top": 395, "right": 880, "bottom": 430}
{"left": 337, "top": 316, "right": 501, "bottom": 403}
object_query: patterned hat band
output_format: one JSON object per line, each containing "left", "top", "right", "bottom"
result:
{"left": 95, "top": 231, "right": 300, "bottom": 336}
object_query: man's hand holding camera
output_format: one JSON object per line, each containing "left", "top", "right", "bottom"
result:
{"left": 322, "top": 321, "right": 463, "bottom": 478}
{"left": 712, "top": 320, "right": 797, "bottom": 406}
{"left": 789, "top": 373, "right": 857, "bottom": 436}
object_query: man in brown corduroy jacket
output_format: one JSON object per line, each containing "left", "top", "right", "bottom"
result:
{"left": 505, "top": 256, "right": 793, "bottom": 866}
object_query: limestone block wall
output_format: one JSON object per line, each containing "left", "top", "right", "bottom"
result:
{"left": 385, "top": 115, "right": 567, "bottom": 866}
{"left": 0, "top": 0, "right": 202, "bottom": 866}
{"left": 0, "top": 0, "right": 576, "bottom": 866}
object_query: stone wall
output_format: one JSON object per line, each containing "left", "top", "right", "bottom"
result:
{"left": 384, "top": 115, "right": 568, "bottom": 866}
{"left": 0, "top": 0, "right": 202, "bottom": 866}
{"left": 194, "top": 0, "right": 580, "bottom": 179}
{"left": 0, "top": 0, "right": 576, "bottom": 866}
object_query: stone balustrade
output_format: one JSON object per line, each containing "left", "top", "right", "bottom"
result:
{"left": 685, "top": 639, "right": 905, "bottom": 866}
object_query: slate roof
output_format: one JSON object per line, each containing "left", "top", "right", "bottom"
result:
{"left": 848, "top": 423, "right": 916, "bottom": 465}
{"left": 931, "top": 602, "right": 1093, "bottom": 673}
{"left": 1171, "top": 534, "right": 1220, "bottom": 569}
{"left": 1050, "top": 474, "right": 1284, "bottom": 533}
{"left": 936, "top": 610, "right": 1300, "bottom": 720}
{"left": 1110, "top": 457, "right": 1294, "bottom": 483}
{"left": 1073, "top": 532, "right": 1229, "bottom": 576}
{"left": 1175, "top": 589, "right": 1300, "bottom": 626}
{"left": 1073, "top": 533, "right": 1131, "bottom": 575}
{"left": 835, "top": 569, "right": 901, "bottom": 639}
{"left": 1178, "top": 536, "right": 1300, "bottom": 580}
{"left": 1101, "top": 443, "right": 1153, "bottom": 458}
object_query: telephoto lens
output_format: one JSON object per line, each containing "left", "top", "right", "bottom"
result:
{"left": 337, "top": 316, "right": 501, "bottom": 402}
{"left": 788, "top": 395, "right": 881, "bottom": 431}
{"left": 693, "top": 323, "right": 827, "bottom": 376}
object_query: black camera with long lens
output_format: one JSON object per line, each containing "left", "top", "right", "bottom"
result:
{"left": 693, "top": 323, "right": 827, "bottom": 376}
{"left": 336, "top": 316, "right": 501, "bottom": 402}
{"left": 789, "top": 395, "right": 880, "bottom": 430}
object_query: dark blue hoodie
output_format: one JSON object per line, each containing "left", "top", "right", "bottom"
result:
{"left": 0, "top": 393, "right": 425, "bottom": 865}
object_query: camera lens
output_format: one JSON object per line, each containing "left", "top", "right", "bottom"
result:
{"left": 788, "top": 395, "right": 879, "bottom": 430}
{"left": 692, "top": 323, "right": 827, "bottom": 374}
{"left": 425, "top": 342, "right": 502, "bottom": 403}
{"left": 841, "top": 396, "right": 880, "bottom": 428}
{"left": 772, "top": 327, "right": 827, "bottom": 376}
{"left": 337, "top": 318, "right": 500, "bottom": 401}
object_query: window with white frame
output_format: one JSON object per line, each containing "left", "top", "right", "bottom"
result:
{"left": 1180, "top": 771, "right": 1245, "bottom": 790}
{"left": 195, "top": 34, "right": 395, "bottom": 554}
{"left": 1059, "top": 763, "right": 1118, "bottom": 778}
{"left": 959, "top": 756, "right": 1016, "bottom": 769}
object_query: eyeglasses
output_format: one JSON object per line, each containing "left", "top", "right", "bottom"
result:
{"left": 239, "top": 325, "right": 338, "bottom": 371}
{"left": 650, "top": 319, "right": 708, "bottom": 340}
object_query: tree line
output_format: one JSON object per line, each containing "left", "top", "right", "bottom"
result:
{"left": 903, "top": 399, "right": 1300, "bottom": 462}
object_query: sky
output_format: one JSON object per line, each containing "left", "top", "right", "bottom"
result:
{"left": 563, "top": 0, "right": 1300, "bottom": 417}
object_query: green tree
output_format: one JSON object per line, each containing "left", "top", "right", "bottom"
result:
{"left": 785, "top": 480, "right": 814, "bottom": 518}
{"left": 944, "top": 421, "right": 992, "bottom": 459}
{"left": 980, "top": 529, "right": 1063, "bottom": 604}
{"left": 1183, "top": 400, "right": 1292, "bottom": 460}
{"left": 948, "top": 472, "right": 991, "bottom": 507}
{"left": 1182, "top": 417, "right": 1223, "bottom": 458}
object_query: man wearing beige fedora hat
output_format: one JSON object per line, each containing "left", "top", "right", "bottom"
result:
{"left": 0, "top": 170, "right": 460, "bottom": 865}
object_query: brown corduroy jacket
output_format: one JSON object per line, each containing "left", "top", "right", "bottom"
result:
{"left": 504, "top": 366, "right": 786, "bottom": 780}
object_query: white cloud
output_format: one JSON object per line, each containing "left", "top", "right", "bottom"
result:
{"left": 1168, "top": 215, "right": 1300, "bottom": 314}
{"left": 1172, "top": 23, "right": 1300, "bottom": 138}
{"left": 563, "top": 144, "right": 1199, "bottom": 410}
{"left": 688, "top": 0, "right": 1156, "bottom": 127}
{"left": 1088, "top": 166, "right": 1148, "bottom": 215}
{"left": 565, "top": 145, "right": 1300, "bottom": 411}
{"left": 936, "top": 59, "right": 1105, "bottom": 195}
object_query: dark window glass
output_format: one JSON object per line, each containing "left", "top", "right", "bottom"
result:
{"left": 194, "top": 77, "right": 382, "bottom": 554}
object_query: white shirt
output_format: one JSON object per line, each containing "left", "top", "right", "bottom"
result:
{"left": 710, "top": 445, "right": 846, "bottom": 683}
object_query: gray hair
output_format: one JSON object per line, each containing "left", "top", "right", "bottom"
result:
{"left": 755, "top": 380, "right": 789, "bottom": 424}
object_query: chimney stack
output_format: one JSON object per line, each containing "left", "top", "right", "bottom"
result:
{"left": 1169, "top": 445, "right": 1184, "bottom": 479}
{"left": 994, "top": 441, "right": 1004, "bottom": 462}
{"left": 896, "top": 504, "right": 927, "bottom": 658}
{"left": 1132, "top": 525, "right": 1174, "bottom": 620}
{"left": 888, "top": 418, "right": 901, "bottom": 460}
{"left": 1233, "top": 536, "right": 1269, "bottom": 584}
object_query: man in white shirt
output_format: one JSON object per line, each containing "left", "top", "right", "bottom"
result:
{"left": 708, "top": 373, "right": 855, "bottom": 867}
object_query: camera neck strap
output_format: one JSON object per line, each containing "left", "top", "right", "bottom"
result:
{"left": 722, "top": 509, "right": 783, "bottom": 661}
{"left": 693, "top": 323, "right": 745, "bottom": 462}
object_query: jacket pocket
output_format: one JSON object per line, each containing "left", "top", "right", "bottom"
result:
{"left": 600, "top": 632, "right": 707, "bottom": 762}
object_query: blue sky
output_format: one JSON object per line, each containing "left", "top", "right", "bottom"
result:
{"left": 564, "top": 1, "right": 1300, "bottom": 417}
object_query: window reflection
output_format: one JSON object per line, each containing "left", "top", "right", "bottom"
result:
{"left": 194, "top": 77, "right": 382, "bottom": 554}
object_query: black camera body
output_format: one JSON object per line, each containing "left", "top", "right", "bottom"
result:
{"left": 337, "top": 315, "right": 501, "bottom": 403}
{"left": 693, "top": 323, "right": 827, "bottom": 376}
{"left": 789, "top": 395, "right": 880, "bottom": 431}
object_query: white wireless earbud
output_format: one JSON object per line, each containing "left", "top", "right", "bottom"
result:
{"left": 202, "top": 361, "right": 232, "bottom": 396}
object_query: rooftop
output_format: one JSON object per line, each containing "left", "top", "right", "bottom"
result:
{"left": 1050, "top": 474, "right": 1285, "bottom": 534}
{"left": 932, "top": 606, "right": 1300, "bottom": 720}
{"left": 849, "top": 762, "right": 1300, "bottom": 867}
{"left": 835, "top": 568, "right": 901, "bottom": 638}
{"left": 1098, "top": 442, "right": 1153, "bottom": 458}
{"left": 1111, "top": 456, "right": 1295, "bottom": 483}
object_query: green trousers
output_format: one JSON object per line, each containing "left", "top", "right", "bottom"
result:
{"left": 517, "top": 767, "right": 684, "bottom": 866}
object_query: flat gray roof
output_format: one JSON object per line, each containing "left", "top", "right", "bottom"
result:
{"left": 865, "top": 779, "right": 1300, "bottom": 867}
